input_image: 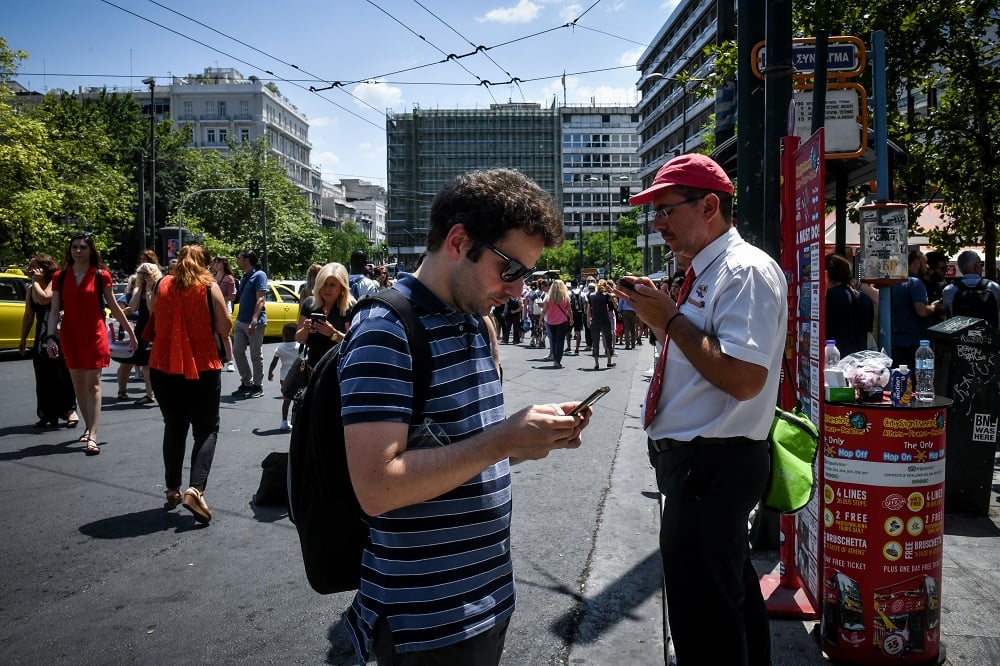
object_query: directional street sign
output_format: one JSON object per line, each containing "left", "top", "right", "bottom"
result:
{"left": 753, "top": 36, "right": 866, "bottom": 79}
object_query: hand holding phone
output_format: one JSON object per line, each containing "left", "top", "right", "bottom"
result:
{"left": 616, "top": 277, "right": 636, "bottom": 293}
{"left": 568, "top": 386, "right": 610, "bottom": 416}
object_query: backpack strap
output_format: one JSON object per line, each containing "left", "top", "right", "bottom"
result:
{"left": 356, "top": 289, "right": 431, "bottom": 422}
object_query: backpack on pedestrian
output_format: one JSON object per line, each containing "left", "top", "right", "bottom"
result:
{"left": 286, "top": 288, "right": 431, "bottom": 594}
{"left": 570, "top": 290, "right": 585, "bottom": 317}
{"left": 952, "top": 279, "right": 999, "bottom": 325}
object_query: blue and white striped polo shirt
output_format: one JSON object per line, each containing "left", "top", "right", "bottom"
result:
{"left": 339, "top": 275, "right": 513, "bottom": 663}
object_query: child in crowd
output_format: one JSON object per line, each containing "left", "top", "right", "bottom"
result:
{"left": 267, "top": 323, "right": 300, "bottom": 431}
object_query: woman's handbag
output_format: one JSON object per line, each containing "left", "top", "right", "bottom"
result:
{"left": 281, "top": 352, "right": 311, "bottom": 399}
{"left": 108, "top": 320, "right": 133, "bottom": 360}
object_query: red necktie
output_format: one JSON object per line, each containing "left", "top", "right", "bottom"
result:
{"left": 643, "top": 267, "right": 695, "bottom": 429}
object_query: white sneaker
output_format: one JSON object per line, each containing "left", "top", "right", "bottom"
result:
{"left": 224, "top": 362, "right": 235, "bottom": 372}
{"left": 280, "top": 420, "right": 291, "bottom": 432}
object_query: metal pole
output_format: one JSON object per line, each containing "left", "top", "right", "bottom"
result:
{"left": 142, "top": 78, "right": 156, "bottom": 246}
{"left": 643, "top": 210, "right": 649, "bottom": 275}
{"left": 138, "top": 152, "right": 146, "bottom": 252}
{"left": 577, "top": 213, "right": 584, "bottom": 278}
{"left": 260, "top": 198, "right": 268, "bottom": 274}
{"left": 606, "top": 179, "right": 613, "bottom": 277}
{"left": 681, "top": 82, "right": 687, "bottom": 154}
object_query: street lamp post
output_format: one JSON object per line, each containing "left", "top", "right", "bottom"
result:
{"left": 141, "top": 77, "right": 156, "bottom": 251}
{"left": 585, "top": 175, "right": 629, "bottom": 278}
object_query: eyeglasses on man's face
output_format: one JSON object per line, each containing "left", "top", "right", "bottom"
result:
{"left": 482, "top": 243, "right": 535, "bottom": 283}
{"left": 653, "top": 195, "right": 706, "bottom": 220}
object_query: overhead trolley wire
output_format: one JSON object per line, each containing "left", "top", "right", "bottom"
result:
{"left": 363, "top": 0, "right": 499, "bottom": 104}
{"left": 99, "top": 0, "right": 384, "bottom": 129}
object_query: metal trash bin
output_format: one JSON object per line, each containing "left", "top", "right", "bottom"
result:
{"left": 927, "top": 316, "right": 1000, "bottom": 515}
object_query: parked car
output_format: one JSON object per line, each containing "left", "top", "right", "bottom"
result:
{"left": 272, "top": 279, "right": 305, "bottom": 297}
{"left": 0, "top": 270, "right": 32, "bottom": 351}
{"left": 233, "top": 282, "right": 301, "bottom": 338}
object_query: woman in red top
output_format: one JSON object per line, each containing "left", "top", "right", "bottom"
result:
{"left": 148, "top": 245, "right": 233, "bottom": 524}
{"left": 46, "top": 232, "right": 136, "bottom": 455}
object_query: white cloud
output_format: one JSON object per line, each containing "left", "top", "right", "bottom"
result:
{"left": 537, "top": 75, "right": 637, "bottom": 107}
{"left": 560, "top": 3, "right": 583, "bottom": 22}
{"left": 619, "top": 47, "right": 645, "bottom": 68}
{"left": 351, "top": 80, "right": 403, "bottom": 110}
{"left": 478, "top": 0, "right": 541, "bottom": 24}
{"left": 309, "top": 116, "right": 333, "bottom": 128}
{"left": 312, "top": 150, "right": 341, "bottom": 169}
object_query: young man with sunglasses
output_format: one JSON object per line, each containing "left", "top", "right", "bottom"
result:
{"left": 618, "top": 154, "right": 787, "bottom": 666}
{"left": 338, "top": 168, "right": 594, "bottom": 665}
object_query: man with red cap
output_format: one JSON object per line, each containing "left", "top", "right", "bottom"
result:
{"left": 617, "top": 153, "right": 787, "bottom": 665}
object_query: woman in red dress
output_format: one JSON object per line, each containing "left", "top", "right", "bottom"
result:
{"left": 46, "top": 232, "right": 136, "bottom": 455}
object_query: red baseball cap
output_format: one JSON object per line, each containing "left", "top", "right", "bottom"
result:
{"left": 629, "top": 153, "right": 734, "bottom": 205}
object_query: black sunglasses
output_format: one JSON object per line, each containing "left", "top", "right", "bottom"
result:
{"left": 483, "top": 243, "right": 535, "bottom": 283}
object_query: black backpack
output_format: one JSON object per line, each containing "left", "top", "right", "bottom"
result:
{"left": 570, "top": 290, "right": 585, "bottom": 314}
{"left": 287, "top": 288, "right": 431, "bottom": 594}
{"left": 952, "top": 279, "right": 998, "bottom": 325}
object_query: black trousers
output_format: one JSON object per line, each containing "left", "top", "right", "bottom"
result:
{"left": 150, "top": 369, "right": 221, "bottom": 491}
{"left": 653, "top": 438, "right": 772, "bottom": 666}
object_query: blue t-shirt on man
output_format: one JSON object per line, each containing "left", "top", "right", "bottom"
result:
{"left": 236, "top": 267, "right": 268, "bottom": 325}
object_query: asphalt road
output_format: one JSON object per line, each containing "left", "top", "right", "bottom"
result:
{"left": 0, "top": 337, "right": 664, "bottom": 665}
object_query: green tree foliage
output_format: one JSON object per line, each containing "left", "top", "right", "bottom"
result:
{"left": 326, "top": 222, "right": 372, "bottom": 268}
{"left": 541, "top": 208, "right": 645, "bottom": 279}
{"left": 177, "top": 136, "right": 324, "bottom": 276}
{"left": 793, "top": 0, "right": 1000, "bottom": 276}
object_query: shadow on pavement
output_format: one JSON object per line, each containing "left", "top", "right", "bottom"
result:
{"left": 943, "top": 512, "right": 1000, "bottom": 537}
{"left": 326, "top": 615, "right": 360, "bottom": 665}
{"left": 79, "top": 507, "right": 206, "bottom": 538}
{"left": 552, "top": 549, "right": 663, "bottom": 645}
{"left": 0, "top": 435, "right": 83, "bottom": 461}
{"left": 249, "top": 500, "right": 288, "bottom": 523}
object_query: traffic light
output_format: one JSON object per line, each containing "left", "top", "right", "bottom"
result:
{"left": 248, "top": 179, "right": 260, "bottom": 199}
{"left": 619, "top": 186, "right": 630, "bottom": 205}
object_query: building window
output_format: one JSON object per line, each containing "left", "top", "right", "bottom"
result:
{"left": 219, "top": 129, "right": 228, "bottom": 143}
{"left": 240, "top": 129, "right": 250, "bottom": 142}
{"left": 205, "top": 101, "right": 215, "bottom": 116}
{"left": 206, "top": 128, "right": 216, "bottom": 144}
{"left": 183, "top": 101, "right": 193, "bottom": 116}
{"left": 240, "top": 100, "right": 249, "bottom": 117}
{"left": 218, "top": 101, "right": 226, "bottom": 118}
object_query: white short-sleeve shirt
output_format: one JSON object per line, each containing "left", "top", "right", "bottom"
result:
{"left": 645, "top": 227, "right": 788, "bottom": 441}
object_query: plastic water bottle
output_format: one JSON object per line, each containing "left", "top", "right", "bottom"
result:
{"left": 824, "top": 340, "right": 841, "bottom": 368}
{"left": 915, "top": 340, "right": 935, "bottom": 402}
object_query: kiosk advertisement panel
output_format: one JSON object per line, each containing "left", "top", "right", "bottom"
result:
{"left": 821, "top": 403, "right": 946, "bottom": 663}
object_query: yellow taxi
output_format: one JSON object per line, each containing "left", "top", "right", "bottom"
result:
{"left": 233, "top": 282, "right": 301, "bottom": 338}
{"left": 0, "top": 269, "right": 33, "bottom": 351}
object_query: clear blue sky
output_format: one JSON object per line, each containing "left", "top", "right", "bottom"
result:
{"left": 6, "top": 0, "right": 678, "bottom": 187}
